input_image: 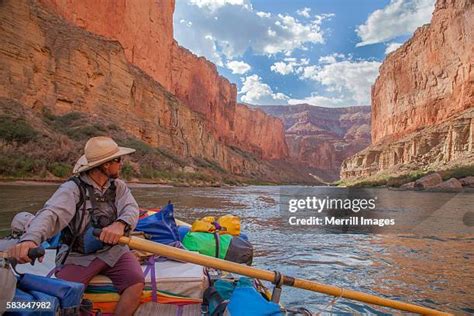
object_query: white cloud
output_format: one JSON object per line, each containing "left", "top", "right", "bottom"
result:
{"left": 226, "top": 60, "right": 251, "bottom": 74}
{"left": 288, "top": 95, "right": 347, "bottom": 107}
{"left": 385, "top": 42, "right": 403, "bottom": 54}
{"left": 179, "top": 19, "right": 193, "bottom": 27}
{"left": 318, "top": 53, "right": 345, "bottom": 64}
{"left": 314, "top": 13, "right": 335, "bottom": 23}
{"left": 267, "top": 28, "right": 276, "bottom": 37}
{"left": 239, "top": 74, "right": 289, "bottom": 105}
{"left": 297, "top": 7, "right": 311, "bottom": 18}
{"left": 201, "top": 35, "right": 224, "bottom": 66}
{"left": 190, "top": 0, "right": 250, "bottom": 11}
{"left": 356, "top": 0, "right": 435, "bottom": 47}
{"left": 174, "top": 1, "right": 332, "bottom": 63}
{"left": 300, "top": 59, "right": 381, "bottom": 105}
{"left": 270, "top": 58, "right": 309, "bottom": 75}
{"left": 264, "top": 14, "right": 325, "bottom": 54}
{"left": 318, "top": 56, "right": 336, "bottom": 64}
{"left": 271, "top": 62, "right": 294, "bottom": 75}
{"left": 256, "top": 11, "right": 271, "bottom": 18}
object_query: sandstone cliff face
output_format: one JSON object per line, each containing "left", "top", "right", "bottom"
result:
{"left": 38, "top": 0, "right": 175, "bottom": 90}
{"left": 371, "top": 0, "right": 473, "bottom": 144}
{"left": 342, "top": 0, "right": 473, "bottom": 181}
{"left": 234, "top": 104, "right": 288, "bottom": 160}
{"left": 38, "top": 0, "right": 288, "bottom": 161}
{"left": 0, "top": 0, "right": 291, "bottom": 181}
{"left": 169, "top": 45, "right": 236, "bottom": 140}
{"left": 341, "top": 109, "right": 474, "bottom": 179}
{"left": 260, "top": 104, "right": 371, "bottom": 181}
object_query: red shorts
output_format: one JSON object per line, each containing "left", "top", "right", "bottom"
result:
{"left": 56, "top": 251, "right": 144, "bottom": 293}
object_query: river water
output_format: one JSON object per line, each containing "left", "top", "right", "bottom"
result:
{"left": 1, "top": 184, "right": 473, "bottom": 315}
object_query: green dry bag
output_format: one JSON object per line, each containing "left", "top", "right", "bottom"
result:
{"left": 182, "top": 232, "right": 253, "bottom": 265}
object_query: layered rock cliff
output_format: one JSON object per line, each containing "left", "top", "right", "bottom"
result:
{"left": 260, "top": 104, "right": 371, "bottom": 181}
{"left": 341, "top": 109, "right": 474, "bottom": 179}
{"left": 371, "top": 0, "right": 473, "bottom": 145}
{"left": 234, "top": 104, "right": 288, "bottom": 160}
{"left": 341, "top": 0, "right": 473, "bottom": 181}
{"left": 37, "top": 0, "right": 288, "bottom": 161}
{"left": 0, "top": 0, "right": 309, "bottom": 183}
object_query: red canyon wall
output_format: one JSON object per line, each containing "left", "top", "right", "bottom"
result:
{"left": 234, "top": 104, "right": 288, "bottom": 160}
{"left": 342, "top": 0, "right": 473, "bottom": 180}
{"left": 371, "top": 0, "right": 473, "bottom": 145}
{"left": 1, "top": 0, "right": 306, "bottom": 184}
{"left": 38, "top": 0, "right": 288, "bottom": 160}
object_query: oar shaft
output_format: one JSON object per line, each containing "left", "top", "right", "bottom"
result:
{"left": 119, "top": 236, "right": 450, "bottom": 315}
{"left": 293, "top": 279, "right": 448, "bottom": 315}
{"left": 124, "top": 236, "right": 274, "bottom": 280}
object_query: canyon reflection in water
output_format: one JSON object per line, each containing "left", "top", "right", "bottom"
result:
{"left": 0, "top": 184, "right": 473, "bottom": 315}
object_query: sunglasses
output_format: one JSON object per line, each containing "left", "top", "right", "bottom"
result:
{"left": 111, "top": 157, "right": 122, "bottom": 163}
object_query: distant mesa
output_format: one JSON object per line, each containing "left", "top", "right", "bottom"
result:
{"left": 258, "top": 104, "right": 371, "bottom": 182}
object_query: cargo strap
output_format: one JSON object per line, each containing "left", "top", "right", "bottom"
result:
{"left": 271, "top": 271, "right": 284, "bottom": 303}
{"left": 143, "top": 256, "right": 158, "bottom": 303}
{"left": 46, "top": 266, "right": 61, "bottom": 278}
{"left": 176, "top": 305, "right": 184, "bottom": 316}
{"left": 213, "top": 232, "right": 220, "bottom": 259}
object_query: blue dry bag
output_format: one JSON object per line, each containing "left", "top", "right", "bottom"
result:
{"left": 227, "top": 278, "right": 282, "bottom": 316}
{"left": 135, "top": 203, "right": 180, "bottom": 244}
{"left": 17, "top": 274, "right": 84, "bottom": 312}
{"left": 203, "top": 277, "right": 282, "bottom": 316}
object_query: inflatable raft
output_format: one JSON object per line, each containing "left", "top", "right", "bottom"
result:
{"left": 1, "top": 206, "right": 279, "bottom": 316}
{"left": 10, "top": 247, "right": 208, "bottom": 315}
{"left": 1, "top": 205, "right": 448, "bottom": 316}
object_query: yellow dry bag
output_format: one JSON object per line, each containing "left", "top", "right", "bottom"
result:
{"left": 217, "top": 215, "right": 241, "bottom": 236}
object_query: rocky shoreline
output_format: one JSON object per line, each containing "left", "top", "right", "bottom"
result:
{"left": 398, "top": 173, "right": 474, "bottom": 192}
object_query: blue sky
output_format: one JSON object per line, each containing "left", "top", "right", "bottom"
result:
{"left": 174, "top": 0, "right": 435, "bottom": 107}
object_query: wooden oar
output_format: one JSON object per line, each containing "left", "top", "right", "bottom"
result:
{"left": 96, "top": 231, "right": 450, "bottom": 315}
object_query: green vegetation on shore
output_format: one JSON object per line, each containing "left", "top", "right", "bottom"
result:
{"left": 0, "top": 115, "right": 38, "bottom": 144}
{"left": 336, "top": 164, "right": 474, "bottom": 188}
{"left": 0, "top": 106, "right": 262, "bottom": 186}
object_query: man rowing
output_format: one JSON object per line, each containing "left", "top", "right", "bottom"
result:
{"left": 7, "top": 136, "right": 144, "bottom": 316}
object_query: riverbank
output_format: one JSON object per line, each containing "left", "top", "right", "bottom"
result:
{"left": 0, "top": 179, "right": 174, "bottom": 188}
{"left": 0, "top": 177, "right": 284, "bottom": 188}
{"left": 337, "top": 164, "right": 474, "bottom": 191}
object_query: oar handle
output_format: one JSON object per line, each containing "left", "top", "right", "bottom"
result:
{"left": 93, "top": 228, "right": 130, "bottom": 244}
{"left": 8, "top": 246, "right": 45, "bottom": 267}
{"left": 28, "top": 247, "right": 45, "bottom": 260}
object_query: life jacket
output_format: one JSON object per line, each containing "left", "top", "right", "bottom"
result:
{"left": 58, "top": 176, "right": 117, "bottom": 261}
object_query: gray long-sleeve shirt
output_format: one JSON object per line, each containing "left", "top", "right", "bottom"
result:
{"left": 20, "top": 174, "right": 139, "bottom": 267}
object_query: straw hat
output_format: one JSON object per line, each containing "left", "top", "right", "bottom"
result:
{"left": 11, "top": 211, "right": 35, "bottom": 234}
{"left": 73, "top": 136, "right": 135, "bottom": 174}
